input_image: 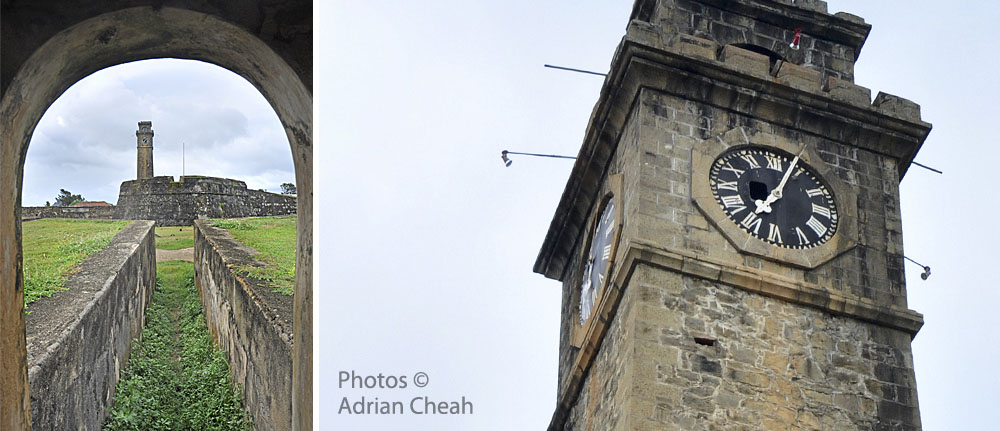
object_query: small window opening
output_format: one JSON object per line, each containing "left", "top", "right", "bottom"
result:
{"left": 694, "top": 336, "right": 717, "bottom": 347}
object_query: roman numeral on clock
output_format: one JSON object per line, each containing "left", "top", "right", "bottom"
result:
{"left": 720, "top": 163, "right": 745, "bottom": 177}
{"left": 795, "top": 227, "right": 809, "bottom": 245}
{"left": 806, "top": 188, "right": 824, "bottom": 197}
{"left": 767, "top": 223, "right": 783, "bottom": 244}
{"left": 765, "top": 155, "right": 783, "bottom": 171}
{"left": 720, "top": 194, "right": 746, "bottom": 214}
{"left": 717, "top": 181, "right": 738, "bottom": 192}
{"left": 806, "top": 215, "right": 828, "bottom": 237}
{"left": 740, "top": 153, "right": 760, "bottom": 169}
{"left": 740, "top": 212, "right": 762, "bottom": 235}
{"left": 602, "top": 244, "right": 611, "bottom": 260}
{"left": 812, "top": 203, "right": 831, "bottom": 219}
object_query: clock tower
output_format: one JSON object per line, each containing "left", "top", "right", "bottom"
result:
{"left": 535, "top": 1, "right": 930, "bottom": 430}
{"left": 136, "top": 120, "right": 154, "bottom": 180}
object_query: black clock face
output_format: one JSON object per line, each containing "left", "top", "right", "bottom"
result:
{"left": 580, "top": 198, "right": 616, "bottom": 324}
{"left": 710, "top": 147, "right": 838, "bottom": 249}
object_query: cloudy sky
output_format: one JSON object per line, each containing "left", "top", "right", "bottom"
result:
{"left": 23, "top": 59, "right": 294, "bottom": 206}
{"left": 24, "top": 0, "right": 998, "bottom": 429}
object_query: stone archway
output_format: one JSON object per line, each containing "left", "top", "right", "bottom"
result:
{"left": 1, "top": 2, "right": 312, "bottom": 429}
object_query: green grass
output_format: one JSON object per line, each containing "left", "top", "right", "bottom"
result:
{"left": 104, "top": 261, "right": 251, "bottom": 431}
{"left": 155, "top": 226, "right": 194, "bottom": 250}
{"left": 21, "top": 219, "right": 130, "bottom": 308}
{"left": 210, "top": 216, "right": 296, "bottom": 295}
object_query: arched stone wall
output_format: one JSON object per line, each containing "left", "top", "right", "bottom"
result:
{"left": 0, "top": 3, "right": 312, "bottom": 429}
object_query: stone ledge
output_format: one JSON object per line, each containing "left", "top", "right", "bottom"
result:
{"left": 624, "top": 240, "right": 923, "bottom": 334}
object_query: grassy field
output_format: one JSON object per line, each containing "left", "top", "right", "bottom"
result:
{"left": 104, "top": 261, "right": 251, "bottom": 431}
{"left": 155, "top": 226, "right": 193, "bottom": 250}
{"left": 210, "top": 216, "right": 296, "bottom": 295}
{"left": 21, "top": 219, "right": 130, "bottom": 308}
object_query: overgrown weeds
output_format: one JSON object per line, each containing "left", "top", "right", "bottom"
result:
{"left": 104, "top": 261, "right": 251, "bottom": 431}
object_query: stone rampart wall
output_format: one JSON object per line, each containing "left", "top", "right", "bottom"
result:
{"left": 193, "top": 220, "right": 293, "bottom": 431}
{"left": 21, "top": 205, "right": 114, "bottom": 221}
{"left": 115, "top": 175, "right": 296, "bottom": 226}
{"left": 25, "top": 220, "right": 156, "bottom": 430}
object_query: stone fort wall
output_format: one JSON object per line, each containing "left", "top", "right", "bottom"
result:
{"left": 21, "top": 205, "right": 114, "bottom": 221}
{"left": 114, "top": 175, "right": 296, "bottom": 226}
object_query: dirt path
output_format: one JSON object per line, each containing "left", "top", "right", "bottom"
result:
{"left": 156, "top": 247, "right": 194, "bottom": 262}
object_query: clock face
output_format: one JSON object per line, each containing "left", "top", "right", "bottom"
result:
{"left": 580, "top": 197, "right": 616, "bottom": 324}
{"left": 709, "top": 147, "right": 838, "bottom": 249}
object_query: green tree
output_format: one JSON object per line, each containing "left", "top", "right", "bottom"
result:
{"left": 280, "top": 182, "right": 297, "bottom": 195}
{"left": 54, "top": 189, "right": 84, "bottom": 207}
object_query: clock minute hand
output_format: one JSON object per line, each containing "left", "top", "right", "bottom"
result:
{"left": 754, "top": 152, "right": 801, "bottom": 214}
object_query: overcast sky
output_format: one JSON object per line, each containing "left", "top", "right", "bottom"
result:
{"left": 23, "top": 59, "right": 294, "bottom": 206}
{"left": 25, "top": 1, "right": 998, "bottom": 429}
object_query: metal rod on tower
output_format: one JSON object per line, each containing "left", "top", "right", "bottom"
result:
{"left": 500, "top": 150, "right": 576, "bottom": 167}
{"left": 543, "top": 64, "right": 607, "bottom": 77}
{"left": 910, "top": 161, "right": 942, "bottom": 174}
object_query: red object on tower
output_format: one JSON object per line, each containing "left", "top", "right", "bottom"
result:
{"left": 789, "top": 28, "right": 802, "bottom": 50}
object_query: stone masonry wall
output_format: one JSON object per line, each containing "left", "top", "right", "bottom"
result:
{"left": 21, "top": 205, "right": 114, "bottom": 221}
{"left": 193, "top": 220, "right": 293, "bottom": 431}
{"left": 632, "top": 0, "right": 868, "bottom": 81}
{"left": 25, "top": 220, "right": 156, "bottom": 430}
{"left": 626, "top": 264, "right": 919, "bottom": 429}
{"left": 115, "top": 175, "right": 296, "bottom": 226}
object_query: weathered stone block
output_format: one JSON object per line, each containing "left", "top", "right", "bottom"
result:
{"left": 873, "top": 91, "right": 922, "bottom": 122}
{"left": 834, "top": 11, "right": 866, "bottom": 25}
{"left": 775, "top": 62, "right": 823, "bottom": 92}
{"left": 720, "top": 45, "right": 770, "bottom": 79}
{"left": 825, "top": 76, "right": 871, "bottom": 107}
{"left": 676, "top": 34, "right": 718, "bottom": 61}
{"left": 792, "top": 0, "right": 828, "bottom": 13}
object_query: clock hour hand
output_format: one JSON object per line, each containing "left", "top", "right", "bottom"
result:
{"left": 754, "top": 149, "right": 804, "bottom": 214}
